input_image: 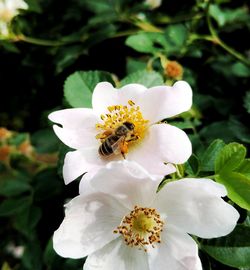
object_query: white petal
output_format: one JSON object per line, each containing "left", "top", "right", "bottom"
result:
{"left": 49, "top": 109, "right": 99, "bottom": 149}
{"left": 52, "top": 125, "right": 98, "bottom": 149}
{"left": 53, "top": 193, "right": 127, "bottom": 259}
{"left": 138, "top": 81, "right": 192, "bottom": 123}
{"left": 49, "top": 108, "right": 98, "bottom": 130}
{"left": 63, "top": 148, "right": 108, "bottom": 184}
{"left": 148, "top": 225, "right": 201, "bottom": 270}
{"left": 80, "top": 160, "right": 160, "bottom": 209}
{"left": 84, "top": 237, "right": 149, "bottom": 270}
{"left": 154, "top": 178, "right": 239, "bottom": 238}
{"left": 92, "top": 82, "right": 147, "bottom": 115}
{"left": 127, "top": 124, "right": 191, "bottom": 175}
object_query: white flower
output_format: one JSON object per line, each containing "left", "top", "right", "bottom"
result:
{"left": 49, "top": 81, "right": 192, "bottom": 184}
{"left": 145, "top": 0, "right": 162, "bottom": 9}
{"left": 0, "top": 0, "right": 28, "bottom": 37}
{"left": 53, "top": 161, "right": 239, "bottom": 270}
{"left": 0, "top": 0, "right": 28, "bottom": 22}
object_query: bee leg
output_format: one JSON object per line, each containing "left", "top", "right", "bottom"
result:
{"left": 120, "top": 141, "right": 128, "bottom": 159}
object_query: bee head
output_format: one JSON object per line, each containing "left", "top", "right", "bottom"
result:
{"left": 123, "top": 121, "right": 135, "bottom": 131}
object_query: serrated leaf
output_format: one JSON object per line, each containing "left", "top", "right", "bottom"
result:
{"left": 201, "top": 225, "right": 250, "bottom": 268}
{"left": 215, "top": 143, "right": 246, "bottom": 174}
{"left": 120, "top": 70, "right": 164, "bottom": 87}
{"left": 64, "top": 71, "right": 114, "bottom": 108}
{"left": 215, "top": 172, "right": 250, "bottom": 210}
{"left": 200, "top": 139, "right": 225, "bottom": 172}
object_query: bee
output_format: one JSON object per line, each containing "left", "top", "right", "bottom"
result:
{"left": 98, "top": 121, "right": 137, "bottom": 159}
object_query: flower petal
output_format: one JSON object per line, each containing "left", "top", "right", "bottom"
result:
{"left": 148, "top": 225, "right": 202, "bottom": 270}
{"left": 63, "top": 148, "right": 108, "bottom": 184}
{"left": 138, "top": 81, "right": 192, "bottom": 123}
{"left": 92, "top": 82, "right": 147, "bottom": 115}
{"left": 84, "top": 237, "right": 149, "bottom": 270}
{"left": 49, "top": 108, "right": 99, "bottom": 149}
{"left": 79, "top": 160, "right": 160, "bottom": 209}
{"left": 154, "top": 178, "right": 239, "bottom": 238}
{"left": 48, "top": 108, "right": 98, "bottom": 130}
{"left": 52, "top": 125, "right": 98, "bottom": 149}
{"left": 53, "top": 193, "right": 127, "bottom": 259}
{"left": 127, "top": 123, "right": 191, "bottom": 175}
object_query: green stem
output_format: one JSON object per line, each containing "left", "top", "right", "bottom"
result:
{"left": 206, "top": 2, "right": 250, "bottom": 66}
{"left": 16, "top": 35, "right": 70, "bottom": 46}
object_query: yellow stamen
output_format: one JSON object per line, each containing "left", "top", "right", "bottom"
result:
{"left": 114, "top": 206, "right": 164, "bottom": 251}
{"left": 95, "top": 100, "right": 149, "bottom": 147}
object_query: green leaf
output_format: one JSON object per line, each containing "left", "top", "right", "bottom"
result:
{"left": 215, "top": 143, "right": 246, "bottom": 174}
{"left": 0, "top": 196, "right": 32, "bottom": 217}
{"left": 125, "top": 32, "right": 167, "bottom": 54}
{"left": 228, "top": 117, "right": 250, "bottom": 144}
{"left": 231, "top": 62, "right": 250, "bottom": 78}
{"left": 14, "top": 206, "right": 42, "bottom": 238}
{"left": 185, "top": 154, "right": 200, "bottom": 176}
{"left": 201, "top": 225, "right": 250, "bottom": 268}
{"left": 0, "top": 174, "right": 30, "bottom": 197}
{"left": 22, "top": 240, "right": 42, "bottom": 270}
{"left": 120, "top": 70, "right": 164, "bottom": 87}
{"left": 126, "top": 58, "right": 147, "bottom": 74}
{"left": 200, "top": 139, "right": 225, "bottom": 172}
{"left": 164, "top": 24, "right": 188, "bottom": 48}
{"left": 237, "top": 159, "right": 250, "bottom": 178}
{"left": 215, "top": 172, "right": 250, "bottom": 210}
{"left": 64, "top": 70, "right": 114, "bottom": 108}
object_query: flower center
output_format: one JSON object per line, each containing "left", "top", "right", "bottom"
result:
{"left": 95, "top": 100, "right": 149, "bottom": 153}
{"left": 114, "top": 206, "right": 164, "bottom": 252}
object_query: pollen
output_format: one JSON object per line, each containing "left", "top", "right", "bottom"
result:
{"left": 114, "top": 206, "right": 164, "bottom": 252}
{"left": 95, "top": 100, "right": 149, "bottom": 143}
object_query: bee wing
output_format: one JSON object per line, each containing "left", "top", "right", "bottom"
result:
{"left": 111, "top": 136, "right": 125, "bottom": 155}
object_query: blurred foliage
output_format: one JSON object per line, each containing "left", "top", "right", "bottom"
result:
{"left": 1, "top": 0, "right": 250, "bottom": 269}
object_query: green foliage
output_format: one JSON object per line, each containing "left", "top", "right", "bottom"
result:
{"left": 120, "top": 70, "right": 164, "bottom": 87}
{"left": 215, "top": 143, "right": 246, "bottom": 174}
{"left": 1, "top": 0, "right": 250, "bottom": 269}
{"left": 64, "top": 71, "right": 114, "bottom": 108}
{"left": 200, "top": 139, "right": 225, "bottom": 172}
{"left": 201, "top": 225, "right": 250, "bottom": 268}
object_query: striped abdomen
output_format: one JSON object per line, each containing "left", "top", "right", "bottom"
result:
{"left": 98, "top": 135, "right": 120, "bottom": 156}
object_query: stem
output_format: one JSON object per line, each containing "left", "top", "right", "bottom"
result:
{"left": 206, "top": 2, "right": 250, "bottom": 66}
{"left": 16, "top": 35, "right": 70, "bottom": 46}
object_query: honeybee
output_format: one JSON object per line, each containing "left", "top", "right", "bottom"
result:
{"left": 98, "top": 121, "right": 137, "bottom": 159}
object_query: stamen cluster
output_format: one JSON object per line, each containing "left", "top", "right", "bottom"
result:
{"left": 114, "top": 206, "right": 164, "bottom": 252}
{"left": 95, "top": 100, "right": 149, "bottom": 142}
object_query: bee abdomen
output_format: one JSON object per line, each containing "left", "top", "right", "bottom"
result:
{"left": 98, "top": 135, "right": 119, "bottom": 156}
